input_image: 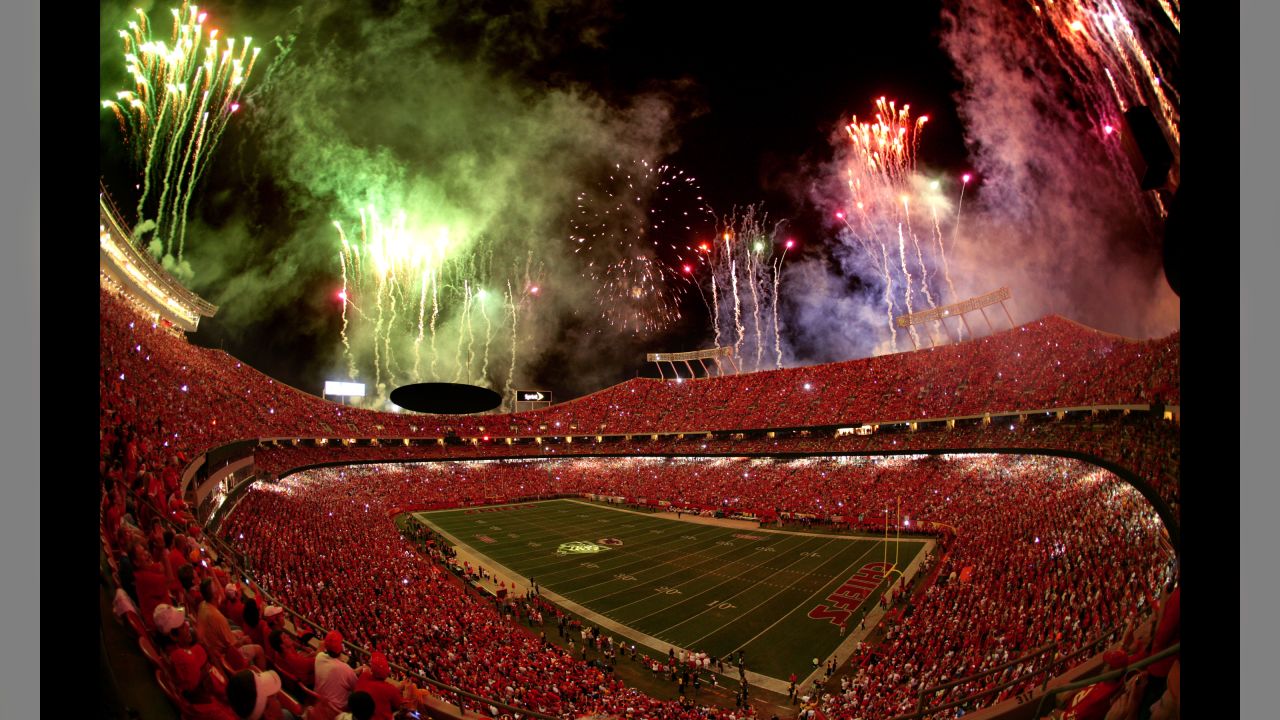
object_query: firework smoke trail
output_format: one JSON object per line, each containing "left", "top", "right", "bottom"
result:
{"left": 903, "top": 196, "right": 937, "bottom": 311}
{"left": 413, "top": 268, "right": 428, "bottom": 379}
{"left": 103, "top": 2, "right": 258, "bottom": 260}
{"left": 481, "top": 290, "right": 493, "bottom": 383}
{"left": 171, "top": 88, "right": 211, "bottom": 260}
{"left": 506, "top": 281, "right": 517, "bottom": 406}
{"left": 772, "top": 240, "right": 792, "bottom": 369}
{"left": 429, "top": 270, "right": 440, "bottom": 379}
{"left": 930, "top": 197, "right": 961, "bottom": 340}
{"left": 465, "top": 286, "right": 479, "bottom": 382}
{"left": 175, "top": 45, "right": 259, "bottom": 261}
{"left": 1019, "top": 0, "right": 1181, "bottom": 203}
{"left": 929, "top": 204, "right": 947, "bottom": 297}
{"left": 702, "top": 208, "right": 785, "bottom": 369}
{"left": 951, "top": 174, "right": 969, "bottom": 256}
{"left": 727, "top": 234, "right": 745, "bottom": 360}
{"left": 896, "top": 224, "right": 922, "bottom": 348}
{"left": 748, "top": 247, "right": 763, "bottom": 371}
{"left": 385, "top": 271, "right": 402, "bottom": 386}
{"left": 839, "top": 211, "right": 898, "bottom": 341}
{"left": 880, "top": 244, "right": 900, "bottom": 352}
{"left": 372, "top": 274, "right": 385, "bottom": 393}
{"left": 154, "top": 85, "right": 199, "bottom": 257}
{"left": 710, "top": 253, "right": 721, "bottom": 349}
{"left": 453, "top": 282, "right": 470, "bottom": 383}
{"left": 336, "top": 225, "right": 357, "bottom": 379}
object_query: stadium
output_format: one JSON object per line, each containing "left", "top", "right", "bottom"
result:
{"left": 100, "top": 2, "right": 1181, "bottom": 720}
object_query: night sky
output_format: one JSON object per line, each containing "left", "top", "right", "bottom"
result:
{"left": 99, "top": 0, "right": 1179, "bottom": 406}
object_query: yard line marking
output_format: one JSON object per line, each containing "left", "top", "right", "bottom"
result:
{"left": 728, "top": 540, "right": 894, "bottom": 656}
{"left": 597, "top": 533, "right": 815, "bottom": 614}
{"left": 644, "top": 535, "right": 842, "bottom": 634}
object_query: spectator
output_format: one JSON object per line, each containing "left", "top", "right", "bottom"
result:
{"left": 154, "top": 604, "right": 211, "bottom": 700}
{"left": 353, "top": 651, "right": 404, "bottom": 720}
{"left": 224, "top": 583, "right": 247, "bottom": 629}
{"left": 242, "top": 598, "right": 268, "bottom": 649}
{"left": 336, "top": 691, "right": 375, "bottom": 720}
{"left": 314, "top": 630, "right": 359, "bottom": 711}
{"left": 197, "top": 578, "right": 266, "bottom": 671}
{"left": 226, "top": 668, "right": 291, "bottom": 720}
{"left": 267, "top": 629, "right": 317, "bottom": 687}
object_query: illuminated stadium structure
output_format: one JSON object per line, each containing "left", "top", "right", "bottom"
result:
{"left": 100, "top": 264, "right": 1179, "bottom": 719}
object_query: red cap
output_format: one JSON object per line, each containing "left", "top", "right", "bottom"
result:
{"left": 325, "top": 630, "right": 344, "bottom": 654}
{"left": 1103, "top": 649, "right": 1128, "bottom": 669}
{"left": 370, "top": 651, "right": 391, "bottom": 679}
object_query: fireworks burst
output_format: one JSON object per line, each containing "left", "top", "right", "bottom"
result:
{"left": 570, "top": 160, "right": 716, "bottom": 334}
{"left": 335, "top": 206, "right": 542, "bottom": 405}
{"left": 837, "top": 97, "right": 968, "bottom": 350}
{"left": 1030, "top": 0, "right": 1180, "bottom": 208}
{"left": 102, "top": 2, "right": 261, "bottom": 265}
{"left": 701, "top": 206, "right": 790, "bottom": 371}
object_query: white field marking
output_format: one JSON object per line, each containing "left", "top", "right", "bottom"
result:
{"left": 599, "top": 533, "right": 818, "bottom": 616}
{"left": 509, "top": 523, "right": 728, "bottom": 579}
{"left": 438, "top": 505, "right": 687, "bottom": 568}
{"left": 442, "top": 502, "right": 706, "bottom": 563}
{"left": 560, "top": 530, "right": 808, "bottom": 597}
{"left": 559, "top": 498, "right": 889, "bottom": 541}
{"left": 537, "top": 528, "right": 752, "bottom": 590}
{"left": 560, "top": 519, "right": 877, "bottom": 601}
{"left": 421, "top": 504, "right": 685, "bottom": 576}
{"left": 727, "top": 539, "right": 902, "bottom": 658}
{"left": 511, "top": 522, "right": 739, "bottom": 580}
{"left": 644, "top": 535, "right": 841, "bottom": 633}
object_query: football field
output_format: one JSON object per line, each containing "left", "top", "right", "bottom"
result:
{"left": 412, "top": 499, "right": 926, "bottom": 684}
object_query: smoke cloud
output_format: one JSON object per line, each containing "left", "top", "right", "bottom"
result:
{"left": 136, "top": 0, "right": 689, "bottom": 404}
{"left": 935, "top": 0, "right": 1178, "bottom": 339}
{"left": 782, "top": 0, "right": 1177, "bottom": 366}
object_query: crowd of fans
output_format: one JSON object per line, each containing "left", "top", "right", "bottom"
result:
{"left": 102, "top": 287, "right": 1178, "bottom": 452}
{"left": 252, "top": 408, "right": 1180, "bottom": 523}
{"left": 99, "top": 283, "right": 1180, "bottom": 719}
{"left": 509, "top": 316, "right": 1178, "bottom": 434}
{"left": 216, "top": 455, "right": 1173, "bottom": 719}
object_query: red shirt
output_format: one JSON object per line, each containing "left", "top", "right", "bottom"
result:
{"left": 134, "top": 563, "right": 171, "bottom": 627}
{"left": 169, "top": 643, "right": 209, "bottom": 693}
{"left": 276, "top": 646, "right": 317, "bottom": 686}
{"left": 166, "top": 548, "right": 190, "bottom": 593}
{"left": 354, "top": 676, "right": 403, "bottom": 720}
{"left": 1061, "top": 679, "right": 1122, "bottom": 720}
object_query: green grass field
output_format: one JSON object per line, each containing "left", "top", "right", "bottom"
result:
{"left": 413, "top": 499, "right": 925, "bottom": 684}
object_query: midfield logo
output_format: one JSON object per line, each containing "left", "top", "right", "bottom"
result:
{"left": 555, "top": 540, "right": 613, "bottom": 556}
